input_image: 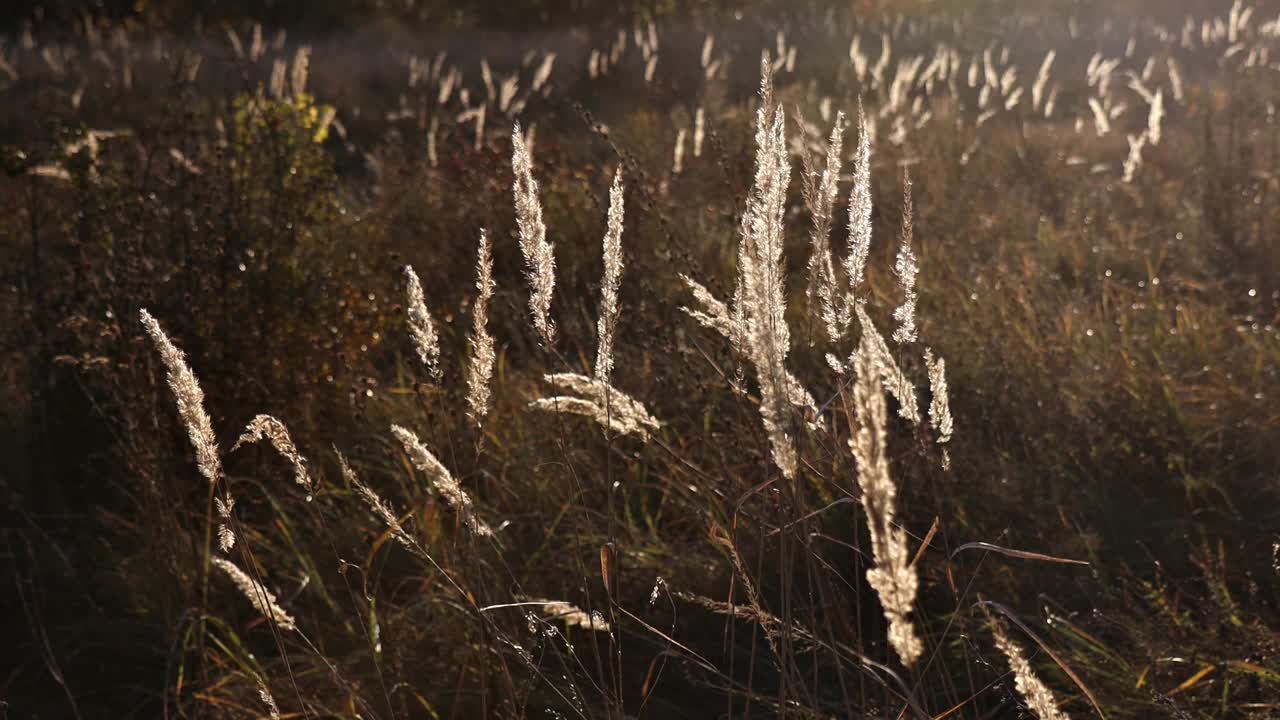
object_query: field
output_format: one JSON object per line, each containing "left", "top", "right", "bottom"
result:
{"left": 3, "top": 1, "right": 1280, "bottom": 718}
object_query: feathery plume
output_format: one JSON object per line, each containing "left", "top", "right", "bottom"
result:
{"left": 473, "top": 103, "right": 486, "bottom": 151}
{"left": 1044, "top": 86, "right": 1060, "bottom": 119}
{"left": 854, "top": 302, "right": 921, "bottom": 424}
{"left": 983, "top": 47, "right": 999, "bottom": 90}
{"left": 140, "top": 307, "right": 222, "bottom": 481}
{"left": 140, "top": 309, "right": 235, "bottom": 550}
{"left": 923, "top": 349, "right": 953, "bottom": 443}
{"left": 269, "top": 58, "right": 287, "bottom": 100}
{"left": 226, "top": 27, "right": 244, "bottom": 59}
{"left": 499, "top": 74, "right": 519, "bottom": 112}
{"left": 988, "top": 616, "right": 1072, "bottom": 720}
{"left": 248, "top": 24, "right": 263, "bottom": 61}
{"left": 529, "top": 397, "right": 652, "bottom": 439}
{"left": 679, "top": 274, "right": 736, "bottom": 340}
{"left": 466, "top": 230, "right": 497, "bottom": 425}
{"left": 924, "top": 348, "right": 954, "bottom": 469}
{"left": 1128, "top": 75, "right": 1155, "bottom": 105}
{"left": 1166, "top": 58, "right": 1184, "bottom": 102}
{"left": 140, "top": 309, "right": 222, "bottom": 484}
{"left": 891, "top": 170, "right": 919, "bottom": 344}
{"left": 427, "top": 115, "right": 439, "bottom": 167}
{"left": 438, "top": 67, "right": 458, "bottom": 105}
{"left": 850, "top": 35, "right": 868, "bottom": 80}
{"left": 849, "top": 336, "right": 922, "bottom": 667}
{"left": 1122, "top": 131, "right": 1148, "bottom": 183}
{"left": 1087, "top": 97, "right": 1111, "bottom": 136}
{"left": 978, "top": 84, "right": 993, "bottom": 111}
{"left": 1004, "top": 87, "right": 1023, "bottom": 112}
{"left": 678, "top": 129, "right": 819, "bottom": 416}
{"left": 731, "top": 54, "right": 806, "bottom": 477}
{"left": 542, "top": 601, "right": 611, "bottom": 632}
{"left": 531, "top": 53, "right": 555, "bottom": 92}
{"left": 672, "top": 127, "right": 686, "bottom": 175}
{"left": 339, "top": 452, "right": 423, "bottom": 556}
{"left": 530, "top": 373, "right": 660, "bottom": 440}
{"left": 233, "top": 415, "right": 314, "bottom": 497}
{"left": 595, "top": 170, "right": 626, "bottom": 383}
{"left": 803, "top": 111, "right": 846, "bottom": 344}
{"left": 999, "top": 65, "right": 1018, "bottom": 97}
{"left": 1032, "top": 50, "right": 1056, "bottom": 111}
{"left": 212, "top": 556, "right": 297, "bottom": 631}
{"left": 404, "top": 265, "right": 442, "bottom": 381}
{"left": 846, "top": 103, "right": 874, "bottom": 298}
{"left": 521, "top": 123, "right": 536, "bottom": 157}
{"left": 215, "top": 501, "right": 236, "bottom": 553}
{"left": 391, "top": 425, "right": 493, "bottom": 537}
{"left": 1147, "top": 89, "right": 1164, "bottom": 146}
{"left": 258, "top": 682, "right": 281, "bottom": 720}
{"left": 480, "top": 58, "right": 495, "bottom": 102}
{"left": 871, "top": 33, "right": 892, "bottom": 88}
{"left": 511, "top": 123, "right": 557, "bottom": 347}
{"left": 290, "top": 45, "right": 310, "bottom": 97}
{"left": 679, "top": 58, "right": 819, "bottom": 475}
{"left": 693, "top": 106, "right": 706, "bottom": 157}
{"left": 547, "top": 373, "right": 658, "bottom": 426}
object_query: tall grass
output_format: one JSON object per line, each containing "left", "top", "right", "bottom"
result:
{"left": 4, "top": 2, "right": 1280, "bottom": 718}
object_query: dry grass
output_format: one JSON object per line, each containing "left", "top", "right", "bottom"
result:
{"left": 3, "top": 2, "right": 1280, "bottom": 718}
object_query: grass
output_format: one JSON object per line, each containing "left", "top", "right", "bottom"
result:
{"left": 3, "top": 1, "right": 1280, "bottom": 718}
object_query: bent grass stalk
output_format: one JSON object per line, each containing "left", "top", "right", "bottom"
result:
{"left": 139, "top": 308, "right": 233, "bottom": 688}
{"left": 849, "top": 335, "right": 922, "bottom": 667}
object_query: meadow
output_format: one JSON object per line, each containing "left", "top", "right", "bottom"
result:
{"left": 2, "top": 1, "right": 1280, "bottom": 717}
